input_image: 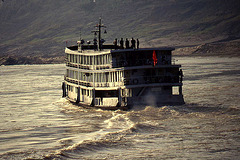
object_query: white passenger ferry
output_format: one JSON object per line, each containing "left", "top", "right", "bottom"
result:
{"left": 62, "top": 18, "right": 184, "bottom": 110}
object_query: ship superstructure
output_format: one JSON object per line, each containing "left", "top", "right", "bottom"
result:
{"left": 62, "top": 18, "right": 184, "bottom": 110}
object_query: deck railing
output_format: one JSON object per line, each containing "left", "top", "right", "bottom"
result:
{"left": 66, "top": 62, "right": 111, "bottom": 70}
{"left": 65, "top": 75, "right": 181, "bottom": 87}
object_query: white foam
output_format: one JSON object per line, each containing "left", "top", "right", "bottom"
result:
{"left": 104, "top": 113, "right": 134, "bottom": 130}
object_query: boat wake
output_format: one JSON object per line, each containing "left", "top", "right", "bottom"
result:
{"left": 1, "top": 103, "right": 239, "bottom": 160}
{"left": 44, "top": 111, "right": 136, "bottom": 159}
{"left": 45, "top": 101, "right": 240, "bottom": 159}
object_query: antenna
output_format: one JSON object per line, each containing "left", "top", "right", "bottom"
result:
{"left": 80, "top": 29, "right": 82, "bottom": 42}
{"left": 92, "top": 17, "right": 107, "bottom": 51}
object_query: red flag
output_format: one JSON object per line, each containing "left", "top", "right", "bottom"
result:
{"left": 152, "top": 50, "right": 157, "bottom": 66}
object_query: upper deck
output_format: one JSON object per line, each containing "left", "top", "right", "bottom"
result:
{"left": 65, "top": 46, "right": 176, "bottom": 69}
{"left": 65, "top": 17, "right": 176, "bottom": 69}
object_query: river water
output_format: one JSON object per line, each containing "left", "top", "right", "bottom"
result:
{"left": 0, "top": 57, "right": 239, "bottom": 160}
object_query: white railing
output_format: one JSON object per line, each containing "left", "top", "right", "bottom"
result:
{"left": 95, "top": 97, "right": 118, "bottom": 106}
{"left": 65, "top": 75, "right": 180, "bottom": 87}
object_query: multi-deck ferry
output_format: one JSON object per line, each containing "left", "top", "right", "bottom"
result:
{"left": 62, "top": 18, "right": 184, "bottom": 110}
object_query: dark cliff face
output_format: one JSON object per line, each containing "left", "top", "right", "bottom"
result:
{"left": 0, "top": 0, "right": 240, "bottom": 64}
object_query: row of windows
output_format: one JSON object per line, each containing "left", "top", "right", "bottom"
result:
{"left": 66, "top": 68, "right": 179, "bottom": 83}
{"left": 67, "top": 54, "right": 112, "bottom": 65}
{"left": 67, "top": 85, "right": 92, "bottom": 96}
{"left": 66, "top": 69, "right": 124, "bottom": 83}
{"left": 67, "top": 85, "right": 132, "bottom": 98}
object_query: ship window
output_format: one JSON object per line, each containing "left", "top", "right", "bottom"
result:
{"left": 99, "top": 55, "right": 102, "bottom": 65}
{"left": 96, "top": 56, "right": 98, "bottom": 65}
{"left": 67, "top": 54, "right": 70, "bottom": 62}
{"left": 69, "top": 54, "right": 72, "bottom": 62}
{"left": 103, "top": 55, "right": 106, "bottom": 64}
{"left": 71, "top": 54, "right": 74, "bottom": 63}
{"left": 83, "top": 56, "right": 85, "bottom": 65}
{"left": 99, "top": 73, "right": 102, "bottom": 82}
{"left": 90, "top": 56, "right": 92, "bottom": 65}
{"left": 173, "top": 86, "right": 179, "bottom": 95}
{"left": 87, "top": 56, "right": 89, "bottom": 65}
{"left": 90, "top": 73, "right": 93, "bottom": 82}
{"left": 93, "top": 56, "right": 96, "bottom": 65}
{"left": 75, "top": 87, "right": 78, "bottom": 94}
{"left": 71, "top": 70, "right": 74, "bottom": 78}
{"left": 97, "top": 56, "right": 99, "bottom": 65}
{"left": 95, "top": 90, "right": 118, "bottom": 97}
{"left": 66, "top": 69, "right": 69, "bottom": 77}
{"left": 80, "top": 55, "right": 83, "bottom": 64}
{"left": 74, "top": 71, "right": 78, "bottom": 79}
{"left": 90, "top": 90, "right": 92, "bottom": 97}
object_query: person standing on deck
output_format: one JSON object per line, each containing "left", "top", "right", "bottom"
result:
{"left": 125, "top": 38, "right": 130, "bottom": 49}
{"left": 131, "top": 38, "right": 136, "bottom": 49}
{"left": 137, "top": 39, "right": 139, "bottom": 49}
{"left": 120, "top": 38, "right": 124, "bottom": 49}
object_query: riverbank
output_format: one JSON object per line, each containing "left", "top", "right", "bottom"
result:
{"left": 0, "top": 55, "right": 65, "bottom": 65}
{"left": 1, "top": 39, "right": 239, "bottom": 65}
{"left": 173, "top": 39, "right": 240, "bottom": 57}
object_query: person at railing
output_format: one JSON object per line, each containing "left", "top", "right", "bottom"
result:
{"left": 120, "top": 38, "right": 124, "bottom": 49}
{"left": 131, "top": 38, "right": 136, "bottom": 49}
{"left": 125, "top": 38, "right": 130, "bottom": 49}
{"left": 137, "top": 39, "right": 139, "bottom": 49}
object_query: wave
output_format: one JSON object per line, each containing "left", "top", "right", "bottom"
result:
{"left": 44, "top": 112, "right": 136, "bottom": 159}
{"left": 38, "top": 104, "right": 240, "bottom": 159}
{"left": 44, "top": 106, "right": 190, "bottom": 159}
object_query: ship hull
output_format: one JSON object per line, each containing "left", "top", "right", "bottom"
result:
{"left": 64, "top": 82, "right": 185, "bottom": 110}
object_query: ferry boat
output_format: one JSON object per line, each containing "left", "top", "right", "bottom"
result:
{"left": 62, "top": 18, "right": 184, "bottom": 110}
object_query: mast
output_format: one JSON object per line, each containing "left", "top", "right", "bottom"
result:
{"left": 92, "top": 17, "right": 106, "bottom": 51}
{"left": 98, "top": 18, "right": 101, "bottom": 50}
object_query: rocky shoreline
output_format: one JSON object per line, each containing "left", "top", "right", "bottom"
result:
{"left": 173, "top": 39, "right": 240, "bottom": 57}
{"left": 0, "top": 56, "right": 65, "bottom": 65}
